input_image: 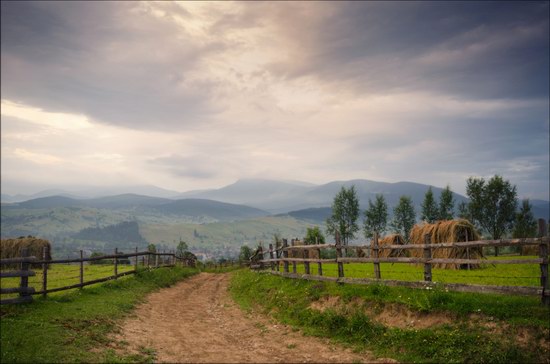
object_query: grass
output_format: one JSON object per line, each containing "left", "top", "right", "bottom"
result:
{"left": 289, "top": 255, "right": 542, "bottom": 287}
{"left": 0, "top": 266, "right": 198, "bottom": 363}
{"left": 1, "top": 263, "right": 139, "bottom": 301}
{"left": 230, "top": 269, "right": 550, "bottom": 363}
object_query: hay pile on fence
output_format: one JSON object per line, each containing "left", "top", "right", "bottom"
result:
{"left": 409, "top": 219, "right": 483, "bottom": 269}
{"left": 369, "top": 234, "right": 409, "bottom": 258}
{"left": 0, "top": 236, "right": 52, "bottom": 269}
{"left": 289, "top": 240, "right": 320, "bottom": 259}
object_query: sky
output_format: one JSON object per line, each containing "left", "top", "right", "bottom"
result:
{"left": 1, "top": 1, "right": 549, "bottom": 199}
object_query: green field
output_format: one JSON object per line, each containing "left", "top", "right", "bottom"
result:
{"left": 1, "top": 263, "right": 147, "bottom": 301}
{"left": 285, "top": 255, "right": 542, "bottom": 287}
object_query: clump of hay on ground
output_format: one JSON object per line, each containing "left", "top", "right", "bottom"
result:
{"left": 0, "top": 236, "right": 52, "bottom": 269}
{"left": 410, "top": 219, "right": 483, "bottom": 269}
{"left": 369, "top": 234, "right": 409, "bottom": 258}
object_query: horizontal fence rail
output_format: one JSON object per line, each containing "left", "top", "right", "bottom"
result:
{"left": 0, "top": 247, "right": 195, "bottom": 305}
{"left": 251, "top": 219, "right": 549, "bottom": 305}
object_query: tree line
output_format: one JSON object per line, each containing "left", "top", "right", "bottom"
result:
{"left": 322, "top": 175, "right": 539, "bottom": 248}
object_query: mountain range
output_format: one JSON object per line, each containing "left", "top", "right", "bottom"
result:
{"left": 2, "top": 178, "right": 548, "bottom": 260}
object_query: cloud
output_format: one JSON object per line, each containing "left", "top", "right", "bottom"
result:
{"left": 1, "top": 2, "right": 548, "bottom": 199}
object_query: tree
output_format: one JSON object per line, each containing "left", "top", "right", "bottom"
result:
{"left": 364, "top": 194, "right": 388, "bottom": 238}
{"left": 147, "top": 243, "right": 156, "bottom": 253}
{"left": 176, "top": 239, "right": 188, "bottom": 257}
{"left": 304, "top": 226, "right": 325, "bottom": 244}
{"left": 239, "top": 245, "right": 252, "bottom": 263}
{"left": 457, "top": 201, "right": 470, "bottom": 220}
{"left": 391, "top": 196, "right": 416, "bottom": 241}
{"left": 421, "top": 187, "right": 438, "bottom": 223}
{"left": 513, "top": 199, "right": 537, "bottom": 238}
{"left": 438, "top": 185, "right": 455, "bottom": 220}
{"left": 466, "top": 175, "right": 517, "bottom": 256}
{"left": 326, "top": 186, "right": 360, "bottom": 245}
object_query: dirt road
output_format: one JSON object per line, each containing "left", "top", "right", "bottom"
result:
{"left": 116, "top": 272, "right": 389, "bottom": 363}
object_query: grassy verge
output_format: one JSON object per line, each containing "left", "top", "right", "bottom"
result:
{"left": 230, "top": 270, "right": 549, "bottom": 363}
{"left": 1, "top": 266, "right": 198, "bottom": 363}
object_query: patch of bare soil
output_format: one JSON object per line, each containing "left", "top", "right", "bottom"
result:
{"left": 309, "top": 296, "right": 453, "bottom": 329}
{"left": 114, "top": 273, "right": 396, "bottom": 363}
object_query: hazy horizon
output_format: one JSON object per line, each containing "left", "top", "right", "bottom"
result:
{"left": 2, "top": 2, "right": 549, "bottom": 199}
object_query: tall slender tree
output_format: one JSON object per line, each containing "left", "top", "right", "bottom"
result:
{"left": 326, "top": 186, "right": 360, "bottom": 245}
{"left": 438, "top": 185, "right": 455, "bottom": 220}
{"left": 364, "top": 194, "right": 388, "bottom": 238}
{"left": 391, "top": 196, "right": 416, "bottom": 241}
{"left": 421, "top": 187, "right": 439, "bottom": 223}
{"left": 513, "top": 199, "right": 537, "bottom": 238}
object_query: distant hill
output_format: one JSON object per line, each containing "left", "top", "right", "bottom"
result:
{"left": 281, "top": 207, "right": 333, "bottom": 223}
{"left": 154, "top": 199, "right": 268, "bottom": 221}
{"left": 83, "top": 194, "right": 172, "bottom": 209}
{"left": 178, "top": 179, "right": 313, "bottom": 212}
{"left": 181, "top": 178, "right": 469, "bottom": 214}
{"left": 73, "top": 221, "right": 147, "bottom": 245}
{"left": 16, "top": 196, "right": 84, "bottom": 209}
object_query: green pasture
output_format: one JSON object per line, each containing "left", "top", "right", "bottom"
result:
{"left": 1, "top": 263, "right": 138, "bottom": 300}
{"left": 283, "top": 255, "right": 542, "bottom": 287}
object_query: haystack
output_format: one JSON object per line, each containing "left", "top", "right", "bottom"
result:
{"left": 409, "top": 219, "right": 483, "bottom": 269}
{"left": 0, "top": 236, "right": 52, "bottom": 269}
{"left": 288, "top": 239, "right": 320, "bottom": 259}
{"left": 369, "top": 234, "right": 409, "bottom": 258}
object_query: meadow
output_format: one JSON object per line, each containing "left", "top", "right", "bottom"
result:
{"left": 288, "top": 255, "right": 542, "bottom": 287}
{"left": 1, "top": 263, "right": 137, "bottom": 301}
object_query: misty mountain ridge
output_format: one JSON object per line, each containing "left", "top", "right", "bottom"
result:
{"left": 3, "top": 178, "right": 548, "bottom": 220}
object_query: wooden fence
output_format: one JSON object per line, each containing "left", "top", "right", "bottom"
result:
{"left": 251, "top": 219, "right": 549, "bottom": 305}
{"left": 0, "top": 248, "right": 190, "bottom": 305}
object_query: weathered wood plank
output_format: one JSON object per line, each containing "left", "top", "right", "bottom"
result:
{"left": 346, "top": 237, "right": 549, "bottom": 251}
{"left": 282, "top": 244, "right": 336, "bottom": 251}
{"left": 336, "top": 257, "right": 543, "bottom": 265}
{"left": 266, "top": 271, "right": 543, "bottom": 297}
{"left": 34, "top": 270, "right": 137, "bottom": 295}
{"left": 0, "top": 270, "right": 36, "bottom": 278}
{"left": 0, "top": 286, "right": 35, "bottom": 294}
{"left": 0, "top": 295, "right": 33, "bottom": 305}
{"left": 0, "top": 256, "right": 37, "bottom": 264}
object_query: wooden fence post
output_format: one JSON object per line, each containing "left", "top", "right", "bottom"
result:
{"left": 317, "top": 247, "right": 323, "bottom": 276}
{"left": 275, "top": 242, "right": 280, "bottom": 272}
{"left": 423, "top": 234, "right": 432, "bottom": 282}
{"left": 42, "top": 246, "right": 48, "bottom": 298}
{"left": 155, "top": 252, "right": 159, "bottom": 268}
{"left": 335, "top": 231, "right": 344, "bottom": 279}
{"left": 269, "top": 243, "right": 274, "bottom": 271}
{"left": 304, "top": 249, "right": 310, "bottom": 275}
{"left": 114, "top": 248, "right": 118, "bottom": 279}
{"left": 291, "top": 239, "right": 297, "bottom": 274}
{"left": 538, "top": 219, "right": 549, "bottom": 306}
{"left": 19, "top": 248, "right": 31, "bottom": 301}
{"left": 373, "top": 231, "right": 381, "bottom": 279}
{"left": 282, "top": 239, "right": 289, "bottom": 273}
{"left": 79, "top": 250, "right": 84, "bottom": 288}
{"left": 135, "top": 247, "right": 138, "bottom": 271}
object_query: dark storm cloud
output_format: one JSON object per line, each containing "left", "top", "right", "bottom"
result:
{"left": 258, "top": 1, "right": 549, "bottom": 100}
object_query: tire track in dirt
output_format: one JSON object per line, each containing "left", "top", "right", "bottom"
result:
{"left": 115, "top": 272, "right": 393, "bottom": 363}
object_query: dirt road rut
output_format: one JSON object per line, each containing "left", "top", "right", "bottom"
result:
{"left": 116, "top": 272, "right": 388, "bottom": 363}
